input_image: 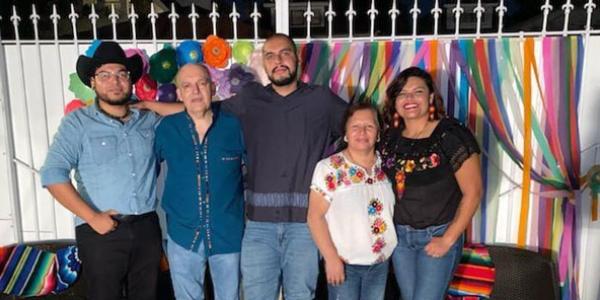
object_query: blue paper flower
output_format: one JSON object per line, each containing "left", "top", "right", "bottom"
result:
{"left": 177, "top": 40, "right": 203, "bottom": 66}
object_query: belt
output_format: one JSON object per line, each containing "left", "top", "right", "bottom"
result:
{"left": 111, "top": 211, "right": 156, "bottom": 223}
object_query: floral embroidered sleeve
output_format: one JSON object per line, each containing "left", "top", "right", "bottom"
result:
{"left": 310, "top": 160, "right": 335, "bottom": 202}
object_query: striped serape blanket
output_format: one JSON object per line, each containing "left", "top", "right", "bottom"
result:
{"left": 447, "top": 244, "right": 496, "bottom": 299}
{"left": 0, "top": 244, "right": 80, "bottom": 297}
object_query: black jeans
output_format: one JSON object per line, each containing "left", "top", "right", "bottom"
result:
{"left": 75, "top": 212, "right": 162, "bottom": 300}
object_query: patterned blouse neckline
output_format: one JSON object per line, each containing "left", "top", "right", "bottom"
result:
{"left": 324, "top": 151, "right": 388, "bottom": 192}
{"left": 340, "top": 150, "right": 379, "bottom": 177}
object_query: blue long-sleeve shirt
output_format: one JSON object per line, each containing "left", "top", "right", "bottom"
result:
{"left": 155, "top": 104, "right": 245, "bottom": 255}
{"left": 40, "top": 104, "right": 160, "bottom": 226}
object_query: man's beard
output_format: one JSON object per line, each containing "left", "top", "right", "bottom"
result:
{"left": 268, "top": 66, "right": 297, "bottom": 86}
{"left": 96, "top": 90, "right": 132, "bottom": 106}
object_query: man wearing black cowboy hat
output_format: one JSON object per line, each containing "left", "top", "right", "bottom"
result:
{"left": 41, "top": 41, "right": 162, "bottom": 299}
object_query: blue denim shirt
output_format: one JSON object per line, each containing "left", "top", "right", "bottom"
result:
{"left": 40, "top": 104, "right": 160, "bottom": 226}
{"left": 155, "top": 104, "right": 245, "bottom": 255}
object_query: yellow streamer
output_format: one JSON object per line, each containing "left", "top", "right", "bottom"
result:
{"left": 518, "top": 38, "right": 534, "bottom": 247}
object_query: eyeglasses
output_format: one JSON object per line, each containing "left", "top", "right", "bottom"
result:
{"left": 94, "top": 70, "right": 131, "bottom": 82}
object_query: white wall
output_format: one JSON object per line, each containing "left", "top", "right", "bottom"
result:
{"left": 577, "top": 36, "right": 600, "bottom": 300}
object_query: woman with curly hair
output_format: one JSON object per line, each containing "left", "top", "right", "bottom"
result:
{"left": 380, "top": 67, "right": 483, "bottom": 300}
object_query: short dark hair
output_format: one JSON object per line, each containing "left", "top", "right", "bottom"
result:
{"left": 382, "top": 66, "right": 446, "bottom": 130}
{"left": 342, "top": 102, "right": 382, "bottom": 136}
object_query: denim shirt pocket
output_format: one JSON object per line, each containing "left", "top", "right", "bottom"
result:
{"left": 134, "top": 128, "right": 155, "bottom": 156}
{"left": 89, "top": 135, "right": 118, "bottom": 165}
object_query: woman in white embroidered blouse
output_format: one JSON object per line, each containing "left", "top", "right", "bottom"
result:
{"left": 307, "top": 103, "right": 397, "bottom": 300}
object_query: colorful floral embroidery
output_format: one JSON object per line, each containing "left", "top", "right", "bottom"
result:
{"left": 395, "top": 170, "right": 406, "bottom": 199}
{"left": 330, "top": 155, "right": 344, "bottom": 169}
{"left": 399, "top": 152, "right": 441, "bottom": 173}
{"left": 336, "top": 169, "right": 351, "bottom": 186}
{"left": 368, "top": 198, "right": 384, "bottom": 215}
{"left": 371, "top": 218, "right": 387, "bottom": 234}
{"left": 368, "top": 198, "right": 388, "bottom": 254}
{"left": 371, "top": 237, "right": 386, "bottom": 253}
{"left": 325, "top": 173, "right": 337, "bottom": 191}
{"left": 384, "top": 156, "right": 396, "bottom": 169}
{"left": 323, "top": 153, "right": 388, "bottom": 192}
{"left": 375, "top": 167, "right": 386, "bottom": 181}
{"left": 390, "top": 152, "right": 441, "bottom": 199}
{"left": 405, "top": 160, "right": 416, "bottom": 173}
{"left": 430, "top": 153, "right": 440, "bottom": 167}
{"left": 350, "top": 168, "right": 364, "bottom": 183}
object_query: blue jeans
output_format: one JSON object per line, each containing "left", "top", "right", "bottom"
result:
{"left": 328, "top": 260, "right": 390, "bottom": 300}
{"left": 391, "top": 223, "right": 463, "bottom": 300}
{"left": 240, "top": 221, "right": 319, "bottom": 300}
{"left": 167, "top": 236, "right": 240, "bottom": 300}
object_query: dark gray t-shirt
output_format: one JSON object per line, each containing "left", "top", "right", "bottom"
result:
{"left": 222, "top": 81, "right": 348, "bottom": 222}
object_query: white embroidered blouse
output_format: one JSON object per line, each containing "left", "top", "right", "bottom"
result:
{"left": 310, "top": 152, "right": 397, "bottom": 265}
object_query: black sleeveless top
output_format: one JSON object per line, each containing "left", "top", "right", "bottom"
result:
{"left": 379, "top": 117, "right": 480, "bottom": 229}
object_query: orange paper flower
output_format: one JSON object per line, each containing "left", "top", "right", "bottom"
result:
{"left": 203, "top": 35, "right": 231, "bottom": 68}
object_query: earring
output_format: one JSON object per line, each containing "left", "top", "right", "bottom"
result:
{"left": 343, "top": 136, "right": 348, "bottom": 143}
{"left": 393, "top": 112, "right": 400, "bottom": 128}
{"left": 428, "top": 103, "right": 436, "bottom": 121}
{"left": 377, "top": 136, "right": 380, "bottom": 142}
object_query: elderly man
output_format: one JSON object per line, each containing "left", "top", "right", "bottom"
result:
{"left": 138, "top": 33, "right": 348, "bottom": 299}
{"left": 154, "top": 63, "right": 245, "bottom": 300}
{"left": 41, "top": 41, "right": 162, "bottom": 299}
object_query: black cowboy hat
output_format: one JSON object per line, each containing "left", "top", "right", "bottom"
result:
{"left": 76, "top": 41, "right": 143, "bottom": 86}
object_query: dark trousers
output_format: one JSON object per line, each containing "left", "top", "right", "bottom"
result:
{"left": 75, "top": 212, "right": 162, "bottom": 300}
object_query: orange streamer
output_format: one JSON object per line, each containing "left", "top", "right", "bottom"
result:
{"left": 518, "top": 38, "right": 534, "bottom": 247}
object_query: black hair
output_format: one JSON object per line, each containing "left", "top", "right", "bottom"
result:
{"left": 382, "top": 66, "right": 446, "bottom": 131}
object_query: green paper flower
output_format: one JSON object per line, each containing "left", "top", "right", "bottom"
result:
{"left": 68, "top": 73, "right": 96, "bottom": 101}
{"left": 232, "top": 41, "right": 254, "bottom": 65}
{"left": 149, "top": 47, "right": 178, "bottom": 83}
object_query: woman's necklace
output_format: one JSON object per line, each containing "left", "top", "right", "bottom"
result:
{"left": 403, "top": 121, "right": 430, "bottom": 140}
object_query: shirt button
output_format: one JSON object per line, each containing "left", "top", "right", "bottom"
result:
{"left": 101, "top": 141, "right": 106, "bottom": 146}
{"left": 132, "top": 192, "right": 137, "bottom": 196}
{"left": 128, "top": 153, "right": 133, "bottom": 157}
{"left": 123, "top": 133, "right": 128, "bottom": 137}
{"left": 131, "top": 173, "right": 136, "bottom": 177}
